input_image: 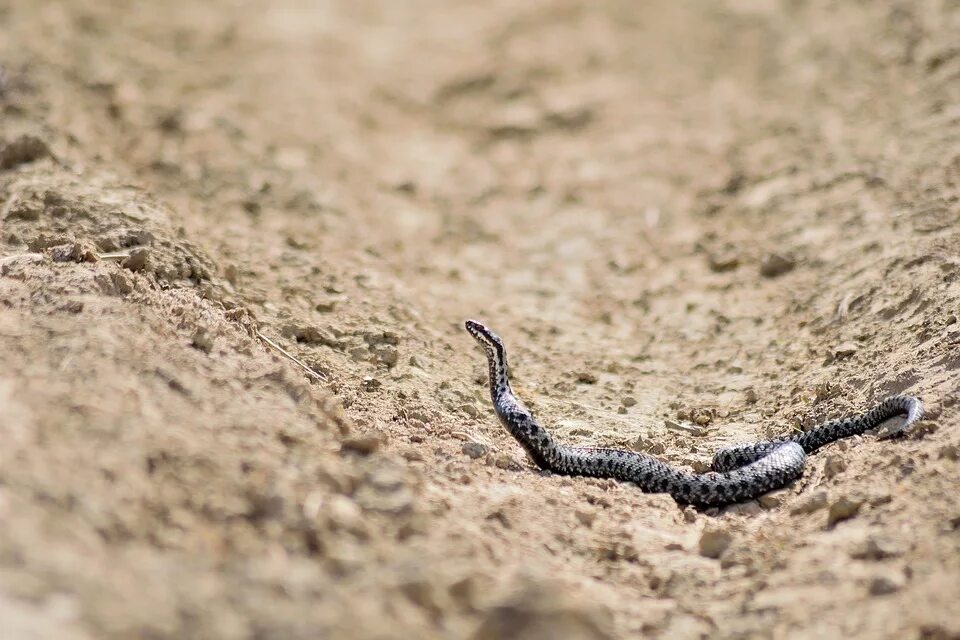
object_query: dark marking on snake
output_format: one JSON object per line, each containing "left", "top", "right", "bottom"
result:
{"left": 465, "top": 320, "right": 924, "bottom": 507}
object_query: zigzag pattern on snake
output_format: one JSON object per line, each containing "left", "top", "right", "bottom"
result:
{"left": 465, "top": 320, "right": 924, "bottom": 506}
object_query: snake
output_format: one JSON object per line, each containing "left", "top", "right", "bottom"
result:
{"left": 465, "top": 320, "right": 924, "bottom": 506}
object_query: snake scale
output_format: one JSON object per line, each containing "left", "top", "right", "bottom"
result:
{"left": 465, "top": 320, "right": 924, "bottom": 506}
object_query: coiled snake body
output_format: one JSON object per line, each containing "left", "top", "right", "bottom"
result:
{"left": 465, "top": 320, "right": 924, "bottom": 506}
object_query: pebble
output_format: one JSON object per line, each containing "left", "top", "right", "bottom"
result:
{"left": 869, "top": 571, "right": 905, "bottom": 596}
{"left": 363, "top": 330, "right": 400, "bottom": 347}
{"left": 850, "top": 535, "right": 904, "bottom": 560}
{"left": 460, "top": 404, "right": 479, "bottom": 419}
{"left": 827, "top": 495, "right": 863, "bottom": 527}
{"left": 313, "top": 296, "right": 340, "bottom": 312}
{"left": 325, "top": 495, "right": 365, "bottom": 535}
{"left": 373, "top": 345, "right": 399, "bottom": 367}
{"left": 493, "top": 453, "right": 524, "bottom": 470}
{"left": 708, "top": 250, "right": 740, "bottom": 273}
{"left": 744, "top": 388, "right": 759, "bottom": 404}
{"left": 789, "top": 490, "right": 829, "bottom": 515}
{"left": 758, "top": 489, "right": 788, "bottom": 509}
{"left": 832, "top": 342, "right": 859, "bottom": 359}
{"left": 759, "top": 252, "right": 796, "bottom": 278}
{"left": 823, "top": 454, "right": 847, "bottom": 479}
{"left": 574, "top": 509, "right": 597, "bottom": 528}
{"left": 621, "top": 396, "right": 637, "bottom": 408}
{"left": 361, "top": 376, "right": 381, "bottom": 391}
{"left": 0, "top": 134, "right": 51, "bottom": 170}
{"left": 698, "top": 527, "right": 733, "bottom": 559}
{"left": 939, "top": 444, "right": 959, "bottom": 461}
{"left": 576, "top": 372, "right": 598, "bottom": 384}
{"left": 191, "top": 328, "right": 215, "bottom": 353}
{"left": 341, "top": 434, "right": 381, "bottom": 455}
{"left": 469, "top": 580, "right": 613, "bottom": 640}
{"left": 282, "top": 323, "right": 338, "bottom": 347}
{"left": 50, "top": 241, "right": 98, "bottom": 263}
{"left": 632, "top": 435, "right": 666, "bottom": 455}
{"left": 121, "top": 247, "right": 151, "bottom": 272}
{"left": 462, "top": 442, "right": 488, "bottom": 459}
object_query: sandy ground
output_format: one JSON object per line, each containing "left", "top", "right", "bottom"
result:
{"left": 1, "top": 1, "right": 959, "bottom": 638}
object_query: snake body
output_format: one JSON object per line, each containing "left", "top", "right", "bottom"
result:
{"left": 465, "top": 320, "right": 924, "bottom": 506}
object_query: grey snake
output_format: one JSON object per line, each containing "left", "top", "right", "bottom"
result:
{"left": 465, "top": 320, "right": 924, "bottom": 507}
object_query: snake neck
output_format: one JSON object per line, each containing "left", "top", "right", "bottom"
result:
{"left": 485, "top": 346, "right": 511, "bottom": 405}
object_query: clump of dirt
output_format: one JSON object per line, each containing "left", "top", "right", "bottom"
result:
{"left": 1, "top": 1, "right": 959, "bottom": 639}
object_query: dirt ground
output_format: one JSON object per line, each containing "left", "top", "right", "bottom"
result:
{"left": 1, "top": 1, "right": 959, "bottom": 638}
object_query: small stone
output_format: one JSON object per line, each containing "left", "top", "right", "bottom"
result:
{"left": 493, "top": 453, "right": 523, "bottom": 470}
{"left": 361, "top": 376, "right": 381, "bottom": 391}
{"left": 869, "top": 571, "right": 905, "bottom": 596}
{"left": 698, "top": 527, "right": 733, "bottom": 559}
{"left": 708, "top": 250, "right": 740, "bottom": 273}
{"left": 617, "top": 406, "right": 627, "bottom": 414}
{"left": 868, "top": 490, "right": 892, "bottom": 507}
{"left": 97, "top": 270, "right": 133, "bottom": 295}
{"left": 828, "top": 495, "right": 863, "bottom": 527}
{"left": 341, "top": 434, "right": 380, "bottom": 455}
{"left": 759, "top": 252, "right": 796, "bottom": 278}
{"left": 363, "top": 330, "right": 400, "bottom": 347}
{"left": 744, "top": 388, "right": 758, "bottom": 404}
{"left": 682, "top": 507, "right": 698, "bottom": 523}
{"left": 470, "top": 580, "right": 613, "bottom": 640}
{"left": 833, "top": 343, "right": 859, "bottom": 359}
{"left": 460, "top": 404, "right": 479, "bottom": 419}
{"left": 0, "top": 134, "right": 51, "bottom": 170}
{"left": 314, "top": 297, "right": 339, "bottom": 312}
{"left": 576, "top": 372, "right": 598, "bottom": 384}
{"left": 574, "top": 509, "right": 597, "bottom": 528}
{"left": 938, "top": 444, "right": 959, "bottom": 461}
{"left": 281, "top": 323, "right": 338, "bottom": 347}
{"left": 758, "top": 489, "right": 788, "bottom": 509}
{"left": 373, "top": 345, "right": 399, "bottom": 367}
{"left": 191, "top": 328, "right": 215, "bottom": 353}
{"left": 462, "top": 442, "right": 488, "bottom": 459}
{"left": 632, "top": 435, "right": 666, "bottom": 455}
{"left": 121, "top": 247, "right": 151, "bottom": 272}
{"left": 823, "top": 454, "right": 847, "bottom": 479}
{"left": 790, "top": 490, "right": 829, "bottom": 515}
{"left": 325, "top": 495, "right": 365, "bottom": 534}
{"left": 851, "top": 535, "right": 904, "bottom": 560}
{"left": 621, "top": 396, "right": 636, "bottom": 408}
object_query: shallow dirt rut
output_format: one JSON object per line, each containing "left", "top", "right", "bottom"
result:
{"left": 1, "top": 1, "right": 959, "bottom": 638}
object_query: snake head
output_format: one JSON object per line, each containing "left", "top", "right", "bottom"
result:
{"left": 465, "top": 319, "right": 505, "bottom": 360}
